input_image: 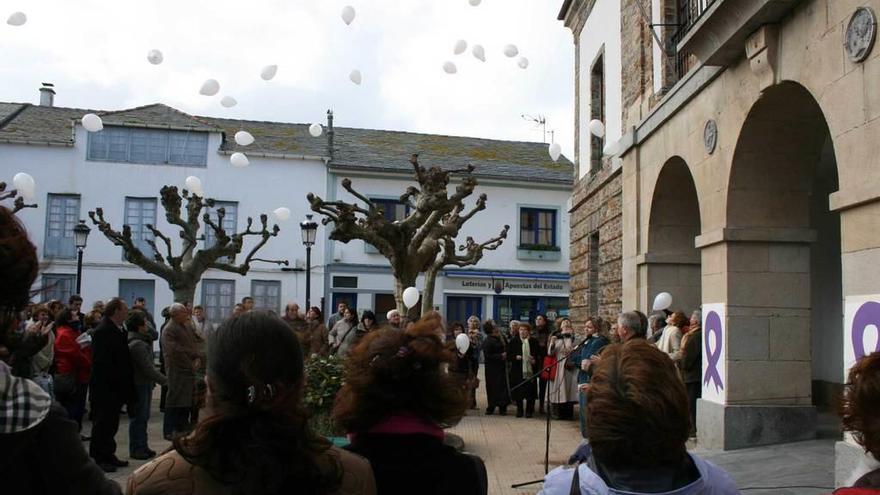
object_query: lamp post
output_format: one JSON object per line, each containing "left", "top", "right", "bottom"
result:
{"left": 72, "top": 220, "right": 91, "bottom": 295}
{"left": 299, "top": 214, "right": 318, "bottom": 310}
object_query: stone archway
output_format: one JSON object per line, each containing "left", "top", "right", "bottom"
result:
{"left": 643, "top": 157, "right": 702, "bottom": 316}
{"left": 699, "top": 81, "right": 841, "bottom": 449}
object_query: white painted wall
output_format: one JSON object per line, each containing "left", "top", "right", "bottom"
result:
{"left": 577, "top": 0, "right": 622, "bottom": 180}
{"left": 3, "top": 126, "right": 327, "bottom": 314}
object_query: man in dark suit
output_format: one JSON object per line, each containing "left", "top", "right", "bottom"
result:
{"left": 88, "top": 297, "right": 135, "bottom": 472}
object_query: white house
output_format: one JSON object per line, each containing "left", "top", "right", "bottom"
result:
{"left": 1, "top": 85, "right": 573, "bottom": 327}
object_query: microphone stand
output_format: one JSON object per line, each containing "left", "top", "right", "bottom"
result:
{"left": 510, "top": 334, "right": 592, "bottom": 490}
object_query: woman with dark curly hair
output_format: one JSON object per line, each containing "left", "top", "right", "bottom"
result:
{"left": 835, "top": 351, "right": 880, "bottom": 493}
{"left": 334, "top": 311, "right": 488, "bottom": 495}
{"left": 128, "top": 311, "right": 376, "bottom": 494}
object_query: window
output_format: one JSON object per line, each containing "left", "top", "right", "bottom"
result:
{"left": 590, "top": 53, "right": 605, "bottom": 174}
{"left": 201, "top": 279, "right": 235, "bottom": 323}
{"left": 87, "top": 126, "right": 208, "bottom": 166}
{"left": 372, "top": 198, "right": 408, "bottom": 222}
{"left": 520, "top": 208, "right": 557, "bottom": 248}
{"left": 45, "top": 194, "right": 81, "bottom": 258}
{"left": 204, "top": 201, "right": 238, "bottom": 256}
{"left": 251, "top": 280, "right": 281, "bottom": 313}
{"left": 124, "top": 197, "right": 157, "bottom": 258}
{"left": 43, "top": 274, "right": 76, "bottom": 303}
{"left": 588, "top": 232, "right": 600, "bottom": 315}
{"left": 332, "top": 276, "right": 358, "bottom": 289}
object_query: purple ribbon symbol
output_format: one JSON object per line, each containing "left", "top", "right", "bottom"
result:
{"left": 703, "top": 310, "right": 724, "bottom": 393}
{"left": 852, "top": 301, "right": 880, "bottom": 361}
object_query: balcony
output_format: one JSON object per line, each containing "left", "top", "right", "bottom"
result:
{"left": 676, "top": 0, "right": 804, "bottom": 67}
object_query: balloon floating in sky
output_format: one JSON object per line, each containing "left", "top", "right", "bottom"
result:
{"left": 260, "top": 65, "right": 277, "bottom": 81}
{"left": 146, "top": 49, "right": 163, "bottom": 65}
{"left": 443, "top": 61, "right": 457, "bottom": 74}
{"left": 230, "top": 152, "right": 249, "bottom": 168}
{"left": 81, "top": 114, "right": 103, "bottom": 133}
{"left": 185, "top": 176, "right": 203, "bottom": 196}
{"left": 548, "top": 142, "right": 562, "bottom": 162}
{"left": 309, "top": 123, "right": 323, "bottom": 137}
{"left": 220, "top": 96, "right": 237, "bottom": 108}
{"left": 454, "top": 39, "right": 467, "bottom": 55}
{"left": 402, "top": 287, "right": 420, "bottom": 309}
{"left": 588, "top": 119, "right": 605, "bottom": 138}
{"left": 341, "top": 5, "right": 356, "bottom": 25}
{"left": 7, "top": 12, "right": 26, "bottom": 26}
{"left": 469, "top": 0, "right": 482, "bottom": 6}
{"left": 349, "top": 70, "right": 362, "bottom": 85}
{"left": 234, "top": 130, "right": 254, "bottom": 146}
{"left": 472, "top": 44, "right": 486, "bottom": 62}
{"left": 517, "top": 56, "right": 529, "bottom": 69}
{"left": 273, "top": 207, "right": 291, "bottom": 221}
{"left": 12, "top": 172, "right": 35, "bottom": 200}
{"left": 199, "top": 79, "right": 220, "bottom": 96}
{"left": 503, "top": 44, "right": 519, "bottom": 58}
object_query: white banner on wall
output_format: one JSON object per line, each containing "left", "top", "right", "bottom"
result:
{"left": 843, "top": 295, "right": 880, "bottom": 379}
{"left": 701, "top": 303, "right": 727, "bottom": 405}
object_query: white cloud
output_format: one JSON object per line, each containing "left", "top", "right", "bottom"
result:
{"left": 0, "top": 0, "right": 574, "bottom": 158}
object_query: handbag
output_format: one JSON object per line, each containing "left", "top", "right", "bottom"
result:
{"left": 540, "top": 355, "right": 558, "bottom": 381}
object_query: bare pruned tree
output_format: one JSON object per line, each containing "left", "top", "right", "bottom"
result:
{"left": 89, "top": 185, "right": 287, "bottom": 303}
{"left": 308, "top": 154, "right": 508, "bottom": 316}
{"left": 0, "top": 182, "right": 37, "bottom": 213}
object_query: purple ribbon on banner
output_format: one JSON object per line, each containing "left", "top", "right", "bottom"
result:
{"left": 852, "top": 301, "right": 880, "bottom": 361}
{"left": 703, "top": 310, "right": 724, "bottom": 393}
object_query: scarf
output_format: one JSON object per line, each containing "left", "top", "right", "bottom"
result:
{"left": 350, "top": 412, "right": 445, "bottom": 442}
{"left": 522, "top": 337, "right": 531, "bottom": 375}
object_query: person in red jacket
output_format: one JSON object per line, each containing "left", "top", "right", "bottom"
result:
{"left": 53, "top": 306, "right": 92, "bottom": 430}
{"left": 835, "top": 351, "right": 880, "bottom": 494}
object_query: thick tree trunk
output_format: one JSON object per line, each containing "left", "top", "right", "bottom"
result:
{"left": 171, "top": 285, "right": 197, "bottom": 306}
{"left": 421, "top": 268, "right": 439, "bottom": 316}
{"left": 393, "top": 269, "right": 419, "bottom": 322}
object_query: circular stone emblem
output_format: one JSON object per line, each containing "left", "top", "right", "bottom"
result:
{"left": 704, "top": 119, "right": 717, "bottom": 155}
{"left": 846, "top": 7, "right": 877, "bottom": 63}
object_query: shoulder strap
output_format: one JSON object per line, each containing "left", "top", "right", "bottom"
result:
{"left": 570, "top": 462, "right": 582, "bottom": 495}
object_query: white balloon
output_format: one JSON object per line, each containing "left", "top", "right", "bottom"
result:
{"left": 443, "top": 61, "right": 457, "bottom": 74}
{"left": 199, "top": 79, "right": 220, "bottom": 96}
{"left": 230, "top": 152, "right": 249, "bottom": 168}
{"left": 503, "top": 44, "right": 519, "bottom": 58}
{"left": 589, "top": 119, "right": 606, "bottom": 138}
{"left": 81, "top": 113, "right": 103, "bottom": 132}
{"left": 234, "top": 130, "right": 254, "bottom": 146}
{"left": 273, "top": 207, "right": 291, "bottom": 221}
{"left": 454, "top": 39, "right": 467, "bottom": 55}
{"left": 260, "top": 64, "right": 278, "bottom": 81}
{"left": 472, "top": 44, "right": 486, "bottom": 62}
{"left": 309, "top": 123, "right": 323, "bottom": 137}
{"left": 517, "top": 56, "right": 529, "bottom": 69}
{"left": 341, "top": 5, "right": 356, "bottom": 25}
{"left": 146, "top": 49, "right": 163, "bottom": 65}
{"left": 185, "top": 176, "right": 203, "bottom": 195}
{"left": 652, "top": 292, "right": 673, "bottom": 312}
{"left": 548, "top": 142, "right": 562, "bottom": 162}
{"left": 7, "top": 12, "right": 26, "bottom": 26}
{"left": 12, "top": 172, "right": 35, "bottom": 200}
{"left": 402, "top": 286, "right": 420, "bottom": 309}
{"left": 455, "top": 333, "right": 470, "bottom": 354}
{"left": 603, "top": 140, "right": 621, "bottom": 157}
{"left": 220, "top": 96, "right": 237, "bottom": 108}
{"left": 468, "top": 0, "right": 481, "bottom": 5}
{"left": 349, "top": 70, "right": 362, "bottom": 85}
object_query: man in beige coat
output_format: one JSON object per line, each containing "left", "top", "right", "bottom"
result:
{"left": 161, "top": 303, "right": 203, "bottom": 439}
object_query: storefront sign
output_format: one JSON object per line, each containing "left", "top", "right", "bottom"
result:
{"left": 448, "top": 277, "right": 568, "bottom": 294}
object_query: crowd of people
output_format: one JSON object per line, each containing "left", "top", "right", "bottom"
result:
{"left": 2, "top": 199, "right": 880, "bottom": 494}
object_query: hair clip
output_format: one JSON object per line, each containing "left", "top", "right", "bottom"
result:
{"left": 396, "top": 346, "right": 410, "bottom": 358}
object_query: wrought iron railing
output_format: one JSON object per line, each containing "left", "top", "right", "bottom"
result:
{"left": 671, "top": 0, "right": 718, "bottom": 80}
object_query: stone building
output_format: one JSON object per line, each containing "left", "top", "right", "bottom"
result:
{"left": 560, "top": 0, "right": 880, "bottom": 483}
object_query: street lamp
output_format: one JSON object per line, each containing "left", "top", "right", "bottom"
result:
{"left": 299, "top": 214, "right": 318, "bottom": 310}
{"left": 72, "top": 220, "right": 91, "bottom": 295}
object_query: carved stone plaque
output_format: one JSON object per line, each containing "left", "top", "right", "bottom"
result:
{"left": 846, "top": 7, "right": 877, "bottom": 63}
{"left": 704, "top": 119, "right": 717, "bottom": 155}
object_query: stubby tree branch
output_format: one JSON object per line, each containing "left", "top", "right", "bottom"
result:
{"left": 0, "top": 182, "right": 38, "bottom": 213}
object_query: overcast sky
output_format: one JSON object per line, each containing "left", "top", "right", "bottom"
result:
{"left": 0, "top": 0, "right": 574, "bottom": 157}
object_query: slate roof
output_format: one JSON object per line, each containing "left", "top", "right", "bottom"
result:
{"left": 0, "top": 101, "right": 574, "bottom": 185}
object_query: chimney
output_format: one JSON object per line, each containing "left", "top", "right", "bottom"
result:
{"left": 39, "top": 83, "right": 55, "bottom": 107}
{"left": 326, "top": 109, "right": 334, "bottom": 159}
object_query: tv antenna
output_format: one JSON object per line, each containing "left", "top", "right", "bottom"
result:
{"left": 521, "top": 114, "right": 553, "bottom": 143}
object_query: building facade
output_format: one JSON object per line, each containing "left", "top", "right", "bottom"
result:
{"left": 0, "top": 89, "right": 573, "bottom": 330}
{"left": 562, "top": 0, "right": 880, "bottom": 482}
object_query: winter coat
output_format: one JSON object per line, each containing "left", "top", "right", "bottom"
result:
{"left": 191, "top": 317, "right": 214, "bottom": 341}
{"left": 304, "top": 319, "right": 330, "bottom": 358}
{"left": 657, "top": 325, "right": 683, "bottom": 360}
{"left": 549, "top": 333, "right": 580, "bottom": 404}
{"left": 680, "top": 328, "right": 702, "bottom": 384}
{"left": 507, "top": 336, "right": 540, "bottom": 401}
{"left": 89, "top": 317, "right": 135, "bottom": 406}
{"left": 53, "top": 325, "right": 92, "bottom": 384}
{"left": 30, "top": 328, "right": 54, "bottom": 377}
{"left": 128, "top": 330, "right": 166, "bottom": 387}
{"left": 482, "top": 334, "right": 510, "bottom": 408}
{"left": 572, "top": 334, "right": 609, "bottom": 385}
{"left": 539, "top": 453, "right": 739, "bottom": 495}
{"left": 161, "top": 321, "right": 204, "bottom": 408}
{"left": 0, "top": 364, "right": 122, "bottom": 495}
{"left": 834, "top": 455, "right": 880, "bottom": 494}
{"left": 329, "top": 319, "right": 359, "bottom": 358}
